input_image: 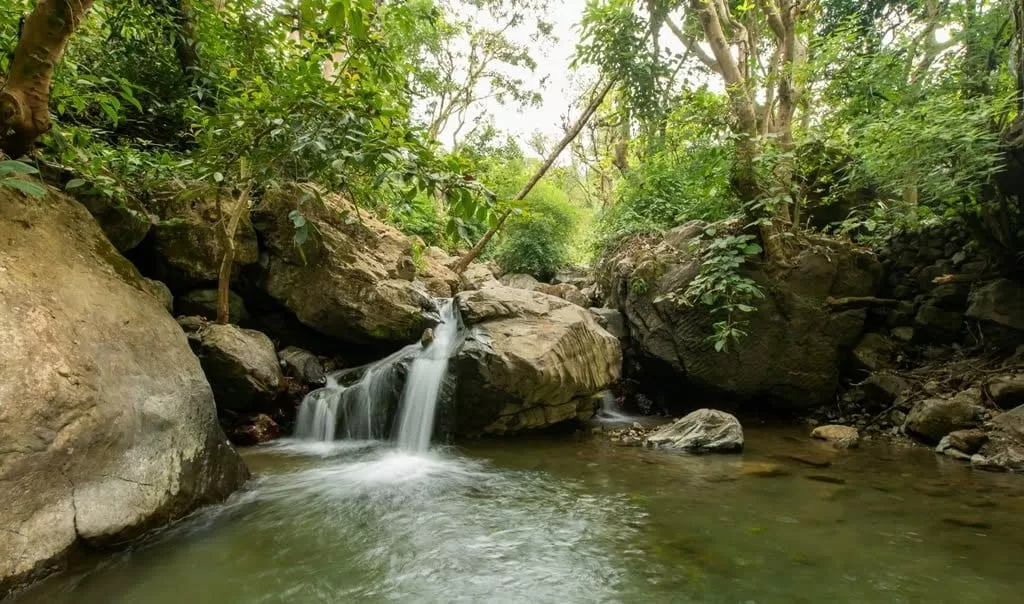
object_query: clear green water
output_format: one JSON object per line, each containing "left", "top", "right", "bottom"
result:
{"left": 13, "top": 424, "right": 1024, "bottom": 603}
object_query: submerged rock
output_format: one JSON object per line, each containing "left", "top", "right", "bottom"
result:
{"left": 811, "top": 425, "right": 860, "bottom": 449}
{"left": 644, "top": 409, "right": 744, "bottom": 452}
{"left": 452, "top": 285, "right": 622, "bottom": 435}
{"left": 598, "top": 230, "right": 880, "bottom": 410}
{"left": 0, "top": 190, "right": 248, "bottom": 597}
{"left": 181, "top": 320, "right": 283, "bottom": 411}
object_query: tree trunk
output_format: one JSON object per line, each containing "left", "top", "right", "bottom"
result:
{"left": 453, "top": 79, "right": 615, "bottom": 273}
{"left": 1, "top": 0, "right": 96, "bottom": 157}
{"left": 216, "top": 185, "right": 251, "bottom": 324}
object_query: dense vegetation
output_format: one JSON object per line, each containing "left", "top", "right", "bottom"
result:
{"left": 2, "top": 0, "right": 1023, "bottom": 288}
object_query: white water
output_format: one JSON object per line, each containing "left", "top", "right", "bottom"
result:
{"left": 294, "top": 299, "right": 460, "bottom": 452}
{"left": 395, "top": 298, "right": 460, "bottom": 452}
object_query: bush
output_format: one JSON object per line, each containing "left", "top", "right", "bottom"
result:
{"left": 493, "top": 182, "right": 578, "bottom": 280}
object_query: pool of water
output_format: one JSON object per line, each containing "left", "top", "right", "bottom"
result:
{"left": 13, "top": 423, "right": 1024, "bottom": 603}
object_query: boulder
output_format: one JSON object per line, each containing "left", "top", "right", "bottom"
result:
{"left": 500, "top": 273, "right": 541, "bottom": 290}
{"left": 175, "top": 289, "right": 248, "bottom": 323}
{"left": 851, "top": 333, "right": 898, "bottom": 373}
{"left": 597, "top": 230, "right": 881, "bottom": 410}
{"left": 418, "top": 251, "right": 460, "bottom": 298}
{"left": 938, "top": 429, "right": 988, "bottom": 456}
{"left": 913, "top": 300, "right": 963, "bottom": 343}
{"left": 251, "top": 184, "right": 436, "bottom": 344}
{"left": 144, "top": 185, "right": 259, "bottom": 287}
{"left": 966, "top": 279, "right": 1024, "bottom": 331}
{"left": 903, "top": 390, "right": 987, "bottom": 444}
{"left": 535, "top": 282, "right": 590, "bottom": 307}
{"left": 589, "top": 308, "right": 628, "bottom": 341}
{"left": 452, "top": 286, "right": 622, "bottom": 435}
{"left": 644, "top": 409, "right": 744, "bottom": 452}
{"left": 227, "top": 414, "right": 281, "bottom": 446}
{"left": 810, "top": 425, "right": 860, "bottom": 449}
{"left": 552, "top": 266, "right": 592, "bottom": 289}
{"left": 972, "top": 405, "right": 1024, "bottom": 472}
{"left": 180, "top": 320, "right": 283, "bottom": 411}
{"left": 987, "top": 375, "right": 1024, "bottom": 408}
{"left": 459, "top": 262, "right": 501, "bottom": 291}
{"left": 142, "top": 277, "right": 174, "bottom": 313}
{"left": 861, "top": 373, "right": 908, "bottom": 410}
{"left": 0, "top": 190, "right": 248, "bottom": 597}
{"left": 278, "top": 346, "right": 326, "bottom": 387}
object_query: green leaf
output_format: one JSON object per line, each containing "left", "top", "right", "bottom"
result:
{"left": 213, "top": 172, "right": 224, "bottom": 183}
{"left": 2, "top": 178, "right": 47, "bottom": 198}
{"left": 0, "top": 160, "right": 39, "bottom": 176}
{"left": 65, "top": 178, "right": 88, "bottom": 190}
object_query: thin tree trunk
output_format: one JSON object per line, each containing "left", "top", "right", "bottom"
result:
{"left": 1, "top": 0, "right": 96, "bottom": 157}
{"left": 453, "top": 79, "right": 616, "bottom": 273}
{"left": 216, "top": 185, "right": 251, "bottom": 324}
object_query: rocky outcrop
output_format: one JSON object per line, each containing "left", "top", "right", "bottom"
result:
{"left": 903, "top": 390, "right": 988, "bottom": 444}
{"left": 598, "top": 222, "right": 881, "bottom": 409}
{"left": 535, "top": 282, "right": 590, "bottom": 307}
{"left": 459, "top": 262, "right": 501, "bottom": 291}
{"left": 644, "top": 409, "right": 744, "bottom": 452}
{"left": 452, "top": 285, "right": 622, "bottom": 435}
{"left": 180, "top": 319, "right": 283, "bottom": 411}
{"left": 251, "top": 184, "right": 437, "bottom": 344}
{"left": 0, "top": 190, "right": 248, "bottom": 597}
{"left": 500, "top": 273, "right": 541, "bottom": 290}
{"left": 142, "top": 185, "right": 259, "bottom": 287}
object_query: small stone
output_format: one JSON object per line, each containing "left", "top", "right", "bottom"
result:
{"left": 420, "top": 327, "right": 435, "bottom": 347}
{"left": 228, "top": 413, "right": 281, "bottom": 446}
{"left": 810, "top": 425, "right": 860, "bottom": 449}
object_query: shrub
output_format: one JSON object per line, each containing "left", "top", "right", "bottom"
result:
{"left": 493, "top": 182, "right": 578, "bottom": 280}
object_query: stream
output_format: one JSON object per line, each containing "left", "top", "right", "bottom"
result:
{"left": 13, "top": 423, "right": 1024, "bottom": 603}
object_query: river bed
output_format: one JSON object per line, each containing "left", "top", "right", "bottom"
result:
{"left": 12, "top": 423, "right": 1024, "bottom": 603}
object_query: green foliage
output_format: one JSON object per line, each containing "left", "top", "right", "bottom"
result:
{"left": 0, "top": 160, "right": 47, "bottom": 198}
{"left": 493, "top": 182, "right": 578, "bottom": 280}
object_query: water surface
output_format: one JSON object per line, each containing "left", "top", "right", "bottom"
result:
{"left": 14, "top": 424, "right": 1024, "bottom": 603}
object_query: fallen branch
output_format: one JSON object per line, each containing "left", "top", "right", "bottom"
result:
{"left": 826, "top": 296, "right": 901, "bottom": 309}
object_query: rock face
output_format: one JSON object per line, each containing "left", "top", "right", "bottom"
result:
{"left": 903, "top": 390, "right": 987, "bottom": 444}
{"left": 598, "top": 225, "right": 881, "bottom": 409}
{"left": 500, "top": 273, "right": 541, "bottom": 290}
{"left": 452, "top": 285, "right": 622, "bottom": 435}
{"left": 644, "top": 409, "right": 744, "bottom": 452}
{"left": 180, "top": 320, "right": 284, "bottom": 411}
{"left": 252, "top": 184, "right": 437, "bottom": 344}
{"left": 966, "top": 279, "right": 1024, "bottom": 332}
{"left": 0, "top": 190, "right": 248, "bottom": 597}
{"left": 535, "top": 282, "right": 590, "bottom": 308}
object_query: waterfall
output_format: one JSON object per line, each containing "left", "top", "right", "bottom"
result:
{"left": 294, "top": 299, "right": 460, "bottom": 452}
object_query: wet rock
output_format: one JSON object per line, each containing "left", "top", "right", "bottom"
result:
{"left": 0, "top": 189, "right": 248, "bottom": 596}
{"left": 500, "top": 273, "right": 541, "bottom": 290}
{"left": 589, "top": 307, "right": 628, "bottom": 340}
{"left": 778, "top": 453, "right": 833, "bottom": 468}
{"left": 453, "top": 285, "right": 622, "bottom": 435}
{"left": 861, "top": 373, "right": 909, "bottom": 410}
{"left": 182, "top": 320, "right": 283, "bottom": 411}
{"left": 228, "top": 414, "right": 281, "bottom": 446}
{"left": 810, "top": 425, "right": 860, "bottom": 449}
{"left": 420, "top": 327, "right": 435, "bottom": 347}
{"left": 644, "top": 409, "right": 744, "bottom": 452}
{"left": 741, "top": 462, "right": 790, "bottom": 477}
{"left": 852, "top": 333, "right": 899, "bottom": 372}
{"left": 176, "top": 288, "right": 248, "bottom": 323}
{"left": 944, "top": 429, "right": 989, "bottom": 455}
{"left": 805, "top": 474, "right": 846, "bottom": 485}
{"left": 252, "top": 183, "right": 436, "bottom": 345}
{"left": 966, "top": 279, "right": 1024, "bottom": 331}
{"left": 904, "top": 390, "right": 986, "bottom": 444}
{"left": 277, "top": 346, "right": 326, "bottom": 387}
{"left": 914, "top": 300, "right": 963, "bottom": 343}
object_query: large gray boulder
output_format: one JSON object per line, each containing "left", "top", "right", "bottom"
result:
{"left": 452, "top": 286, "right": 622, "bottom": 435}
{"left": 180, "top": 320, "right": 284, "bottom": 411}
{"left": 598, "top": 225, "right": 881, "bottom": 409}
{"left": 252, "top": 184, "right": 437, "bottom": 345}
{"left": 0, "top": 190, "right": 248, "bottom": 597}
{"left": 644, "top": 409, "right": 744, "bottom": 452}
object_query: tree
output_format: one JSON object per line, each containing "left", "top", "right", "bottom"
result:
{"left": 1, "top": 0, "right": 96, "bottom": 157}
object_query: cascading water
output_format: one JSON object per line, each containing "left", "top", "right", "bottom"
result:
{"left": 294, "top": 299, "right": 461, "bottom": 452}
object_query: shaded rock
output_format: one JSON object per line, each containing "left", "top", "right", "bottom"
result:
{"left": 851, "top": 333, "right": 898, "bottom": 373}
{"left": 142, "top": 278, "right": 173, "bottom": 313}
{"left": 861, "top": 373, "right": 908, "bottom": 410}
{"left": 278, "top": 346, "right": 326, "bottom": 387}
{"left": 598, "top": 230, "right": 881, "bottom": 410}
{"left": 913, "top": 300, "right": 963, "bottom": 343}
{"left": 552, "top": 266, "right": 592, "bottom": 289}
{"left": 972, "top": 405, "right": 1024, "bottom": 472}
{"left": 0, "top": 189, "right": 247, "bottom": 597}
{"left": 252, "top": 184, "right": 436, "bottom": 344}
{"left": 227, "top": 414, "right": 281, "bottom": 446}
{"left": 644, "top": 409, "right": 744, "bottom": 452}
{"left": 181, "top": 320, "right": 283, "bottom": 411}
{"left": 589, "top": 307, "right": 628, "bottom": 340}
{"left": 890, "top": 326, "right": 914, "bottom": 343}
{"left": 941, "top": 429, "right": 988, "bottom": 455}
{"left": 811, "top": 425, "right": 860, "bottom": 449}
{"left": 144, "top": 185, "right": 259, "bottom": 287}
{"left": 535, "top": 282, "right": 590, "bottom": 307}
{"left": 987, "top": 375, "right": 1024, "bottom": 409}
{"left": 176, "top": 289, "right": 248, "bottom": 323}
{"left": 966, "top": 279, "right": 1024, "bottom": 331}
{"left": 452, "top": 286, "right": 622, "bottom": 435}
{"left": 904, "top": 390, "right": 986, "bottom": 444}
{"left": 500, "top": 273, "right": 541, "bottom": 290}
